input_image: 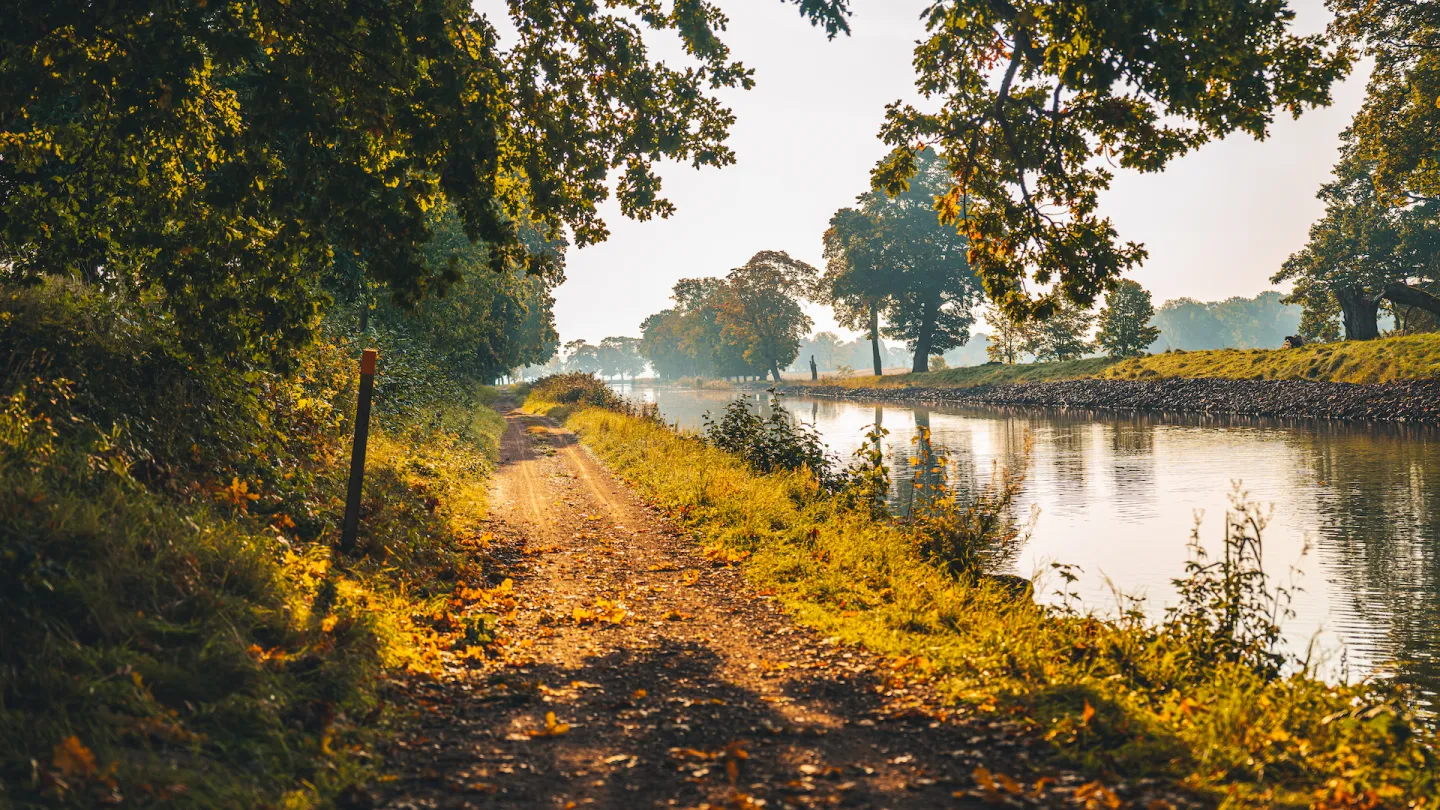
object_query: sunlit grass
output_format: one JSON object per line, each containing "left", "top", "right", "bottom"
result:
{"left": 538, "top": 397, "right": 1439, "bottom": 809}
{"left": 1099, "top": 333, "right": 1440, "bottom": 384}
{"left": 1, "top": 282, "right": 508, "bottom": 808}
{"left": 787, "top": 333, "right": 1440, "bottom": 389}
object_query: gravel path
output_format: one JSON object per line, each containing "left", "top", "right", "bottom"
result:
{"left": 373, "top": 404, "right": 1103, "bottom": 810}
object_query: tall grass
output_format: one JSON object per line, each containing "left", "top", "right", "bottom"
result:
{"left": 531, "top": 387, "right": 1437, "bottom": 808}
{"left": 1, "top": 282, "right": 508, "bottom": 808}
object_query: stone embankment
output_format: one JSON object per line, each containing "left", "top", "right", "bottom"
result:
{"left": 793, "top": 377, "right": 1440, "bottom": 425}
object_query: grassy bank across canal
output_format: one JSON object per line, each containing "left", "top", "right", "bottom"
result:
{"left": 525, "top": 375, "right": 1438, "bottom": 810}
{"left": 784, "top": 333, "right": 1440, "bottom": 391}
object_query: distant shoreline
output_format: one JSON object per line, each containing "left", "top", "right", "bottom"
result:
{"left": 782, "top": 376, "right": 1440, "bottom": 426}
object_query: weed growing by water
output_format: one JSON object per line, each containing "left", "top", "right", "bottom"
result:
{"left": 905, "top": 426, "right": 1032, "bottom": 580}
{"left": 701, "top": 389, "right": 840, "bottom": 490}
{"left": 1165, "top": 487, "right": 1298, "bottom": 679}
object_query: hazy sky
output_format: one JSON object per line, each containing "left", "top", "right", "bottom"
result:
{"left": 507, "top": 1, "right": 1369, "bottom": 344}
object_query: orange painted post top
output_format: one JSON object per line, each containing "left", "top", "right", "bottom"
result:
{"left": 360, "top": 349, "right": 378, "bottom": 375}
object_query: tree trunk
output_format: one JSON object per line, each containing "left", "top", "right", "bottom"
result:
{"left": 1381, "top": 282, "right": 1440, "bottom": 321}
{"left": 911, "top": 300, "right": 938, "bottom": 373}
{"left": 1337, "top": 287, "right": 1381, "bottom": 341}
{"left": 869, "top": 304, "right": 883, "bottom": 377}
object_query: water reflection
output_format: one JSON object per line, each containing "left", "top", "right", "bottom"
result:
{"left": 613, "top": 383, "right": 1440, "bottom": 701}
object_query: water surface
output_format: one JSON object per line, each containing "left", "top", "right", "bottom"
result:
{"left": 615, "top": 383, "right": 1440, "bottom": 702}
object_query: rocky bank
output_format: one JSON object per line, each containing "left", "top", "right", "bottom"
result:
{"left": 789, "top": 377, "right": 1440, "bottom": 426}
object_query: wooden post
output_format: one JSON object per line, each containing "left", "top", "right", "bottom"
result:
{"left": 340, "top": 349, "right": 377, "bottom": 553}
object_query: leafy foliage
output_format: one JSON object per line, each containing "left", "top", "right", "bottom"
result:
{"left": 874, "top": 0, "right": 1350, "bottom": 322}
{"left": 1273, "top": 136, "right": 1440, "bottom": 341}
{"left": 0, "top": 281, "right": 511, "bottom": 806}
{"left": 598, "top": 336, "right": 647, "bottom": 380}
{"left": 701, "top": 391, "right": 838, "bottom": 489}
{"left": 1331, "top": 0, "right": 1440, "bottom": 204}
{"left": 527, "top": 372, "right": 626, "bottom": 411}
{"left": 1024, "top": 299, "right": 1094, "bottom": 362}
{"left": 0, "top": 0, "right": 849, "bottom": 363}
{"left": 984, "top": 303, "right": 1034, "bottom": 365}
{"left": 641, "top": 278, "right": 759, "bottom": 379}
{"left": 1149, "top": 292, "right": 1304, "bottom": 350}
{"left": 1164, "top": 489, "right": 1292, "bottom": 679}
{"left": 905, "top": 427, "right": 1029, "bottom": 579}
{"left": 715, "top": 251, "right": 819, "bottom": 381}
{"left": 1094, "top": 280, "right": 1161, "bottom": 358}
{"left": 823, "top": 149, "right": 983, "bottom": 374}
{"left": 361, "top": 203, "right": 563, "bottom": 383}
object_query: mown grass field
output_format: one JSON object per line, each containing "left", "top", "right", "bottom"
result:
{"left": 526, "top": 386, "right": 1438, "bottom": 810}
{"left": 2, "top": 282, "right": 510, "bottom": 808}
{"left": 786, "top": 333, "right": 1440, "bottom": 390}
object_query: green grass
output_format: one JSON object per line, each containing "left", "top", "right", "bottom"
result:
{"left": 528, "top": 390, "right": 1438, "bottom": 809}
{"left": 1, "top": 282, "right": 509, "bottom": 808}
{"left": 787, "top": 333, "right": 1440, "bottom": 390}
{"left": 1099, "top": 333, "right": 1440, "bottom": 384}
{"left": 791, "top": 357, "right": 1121, "bottom": 389}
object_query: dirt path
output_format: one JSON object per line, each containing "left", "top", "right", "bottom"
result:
{"left": 377, "top": 405, "right": 1056, "bottom": 810}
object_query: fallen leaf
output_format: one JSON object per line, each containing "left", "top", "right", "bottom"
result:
{"left": 1081, "top": 699, "right": 1096, "bottom": 727}
{"left": 1076, "top": 781, "right": 1122, "bottom": 810}
{"left": 527, "top": 711, "right": 571, "bottom": 738}
{"left": 52, "top": 736, "right": 97, "bottom": 779}
{"left": 972, "top": 766, "right": 996, "bottom": 792}
{"left": 680, "top": 569, "right": 701, "bottom": 586}
{"left": 996, "top": 773, "right": 1023, "bottom": 795}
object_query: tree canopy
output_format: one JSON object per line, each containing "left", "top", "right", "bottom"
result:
{"left": 822, "top": 149, "right": 983, "bottom": 374}
{"left": 1274, "top": 139, "right": 1440, "bottom": 340}
{"left": 1, "top": 0, "right": 850, "bottom": 363}
{"left": 639, "top": 277, "right": 756, "bottom": 380}
{"left": 873, "top": 0, "right": 1351, "bottom": 322}
{"left": 1095, "top": 280, "right": 1160, "bottom": 358}
{"left": 1332, "top": 0, "right": 1440, "bottom": 205}
{"left": 716, "top": 251, "right": 818, "bottom": 381}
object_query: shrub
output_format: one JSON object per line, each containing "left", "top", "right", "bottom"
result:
{"left": 702, "top": 390, "right": 840, "bottom": 490}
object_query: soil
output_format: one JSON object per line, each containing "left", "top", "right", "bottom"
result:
{"left": 374, "top": 403, "right": 1132, "bottom": 810}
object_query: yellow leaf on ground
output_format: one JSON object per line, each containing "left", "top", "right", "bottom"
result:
{"left": 972, "top": 766, "right": 996, "bottom": 792}
{"left": 996, "top": 773, "right": 1023, "bottom": 795}
{"left": 1076, "top": 781, "right": 1122, "bottom": 810}
{"left": 527, "top": 711, "right": 570, "bottom": 737}
{"left": 52, "top": 736, "right": 97, "bottom": 779}
{"left": 680, "top": 569, "right": 701, "bottom": 586}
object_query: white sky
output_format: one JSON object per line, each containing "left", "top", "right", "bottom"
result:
{"left": 488, "top": 1, "right": 1369, "bottom": 344}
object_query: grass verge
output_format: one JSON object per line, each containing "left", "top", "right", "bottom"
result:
{"left": 525, "top": 386, "right": 1437, "bottom": 809}
{"left": 1097, "top": 333, "right": 1440, "bottom": 384}
{"left": 785, "top": 333, "right": 1440, "bottom": 390}
{"left": 2, "top": 282, "right": 509, "bottom": 808}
